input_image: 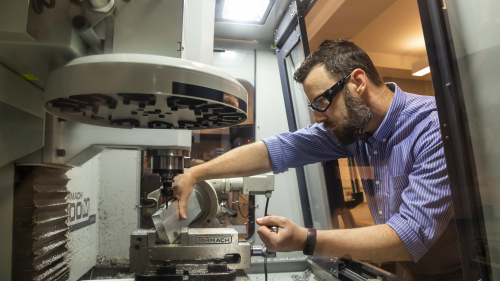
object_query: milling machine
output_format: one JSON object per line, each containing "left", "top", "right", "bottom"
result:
{"left": 0, "top": 0, "right": 254, "bottom": 280}
{"left": 130, "top": 175, "right": 276, "bottom": 280}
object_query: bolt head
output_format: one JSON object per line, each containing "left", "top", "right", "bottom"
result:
{"left": 56, "top": 149, "right": 66, "bottom": 157}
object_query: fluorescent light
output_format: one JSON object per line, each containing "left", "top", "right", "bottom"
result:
{"left": 412, "top": 56, "right": 430, "bottom": 76}
{"left": 222, "top": 0, "right": 271, "bottom": 22}
{"left": 220, "top": 51, "right": 236, "bottom": 58}
{"left": 412, "top": 66, "right": 430, "bottom": 76}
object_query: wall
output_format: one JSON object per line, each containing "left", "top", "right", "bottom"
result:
{"left": 213, "top": 48, "right": 255, "bottom": 84}
{"left": 382, "top": 76, "right": 434, "bottom": 96}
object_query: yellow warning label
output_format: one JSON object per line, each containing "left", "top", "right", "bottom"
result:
{"left": 20, "top": 74, "right": 39, "bottom": 81}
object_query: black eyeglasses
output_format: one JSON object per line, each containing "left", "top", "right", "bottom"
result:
{"left": 308, "top": 72, "right": 352, "bottom": 112}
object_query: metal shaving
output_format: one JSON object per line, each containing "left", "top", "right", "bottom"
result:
{"left": 96, "top": 255, "right": 130, "bottom": 268}
{"left": 290, "top": 269, "right": 312, "bottom": 281}
{"left": 95, "top": 272, "right": 135, "bottom": 280}
{"left": 115, "top": 272, "right": 135, "bottom": 278}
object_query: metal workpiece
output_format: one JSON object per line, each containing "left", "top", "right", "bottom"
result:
{"left": 152, "top": 191, "right": 202, "bottom": 244}
{"left": 151, "top": 181, "right": 221, "bottom": 244}
{"left": 211, "top": 174, "right": 275, "bottom": 196}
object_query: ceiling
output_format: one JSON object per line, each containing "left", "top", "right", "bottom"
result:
{"left": 214, "top": 0, "right": 431, "bottom": 81}
{"left": 214, "top": 0, "right": 293, "bottom": 41}
{"left": 305, "top": 0, "right": 431, "bottom": 81}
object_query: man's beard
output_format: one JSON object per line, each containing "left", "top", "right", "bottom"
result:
{"left": 323, "top": 87, "right": 372, "bottom": 146}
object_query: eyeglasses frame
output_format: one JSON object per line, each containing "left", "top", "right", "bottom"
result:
{"left": 308, "top": 72, "right": 353, "bottom": 112}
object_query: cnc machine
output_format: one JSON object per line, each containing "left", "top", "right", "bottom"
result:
{"left": 0, "top": 0, "right": 410, "bottom": 280}
{"left": 0, "top": 0, "right": 259, "bottom": 280}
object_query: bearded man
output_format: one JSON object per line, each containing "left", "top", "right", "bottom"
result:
{"left": 171, "top": 39, "right": 463, "bottom": 280}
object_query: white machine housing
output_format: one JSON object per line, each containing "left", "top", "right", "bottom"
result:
{"left": 43, "top": 54, "right": 248, "bottom": 130}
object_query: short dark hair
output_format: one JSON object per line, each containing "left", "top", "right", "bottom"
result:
{"left": 293, "top": 39, "right": 384, "bottom": 86}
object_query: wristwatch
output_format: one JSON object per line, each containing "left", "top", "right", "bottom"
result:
{"left": 303, "top": 228, "right": 317, "bottom": 255}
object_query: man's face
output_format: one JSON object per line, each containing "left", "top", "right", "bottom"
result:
{"left": 302, "top": 65, "right": 372, "bottom": 146}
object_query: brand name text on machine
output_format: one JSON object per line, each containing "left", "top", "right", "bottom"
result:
{"left": 195, "top": 235, "right": 232, "bottom": 244}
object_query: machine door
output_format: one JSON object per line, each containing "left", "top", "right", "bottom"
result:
{"left": 274, "top": 1, "right": 366, "bottom": 232}
{"left": 418, "top": 0, "right": 500, "bottom": 280}
{"left": 274, "top": 0, "right": 328, "bottom": 231}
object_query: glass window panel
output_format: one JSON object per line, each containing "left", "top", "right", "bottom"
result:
{"left": 187, "top": 50, "right": 257, "bottom": 240}
{"left": 285, "top": 42, "right": 333, "bottom": 230}
{"left": 446, "top": 0, "right": 500, "bottom": 277}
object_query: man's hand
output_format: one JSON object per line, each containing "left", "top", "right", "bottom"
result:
{"left": 159, "top": 141, "right": 272, "bottom": 220}
{"left": 256, "top": 216, "right": 308, "bottom": 252}
{"left": 170, "top": 171, "right": 197, "bottom": 220}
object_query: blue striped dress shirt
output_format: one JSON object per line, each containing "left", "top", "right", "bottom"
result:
{"left": 262, "top": 83, "right": 461, "bottom": 275}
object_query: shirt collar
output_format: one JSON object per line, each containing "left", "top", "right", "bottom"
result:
{"left": 371, "top": 83, "right": 406, "bottom": 142}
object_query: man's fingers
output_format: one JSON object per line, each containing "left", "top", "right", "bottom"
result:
{"left": 257, "top": 226, "right": 276, "bottom": 249}
{"left": 256, "top": 215, "right": 286, "bottom": 227}
{"left": 178, "top": 195, "right": 188, "bottom": 220}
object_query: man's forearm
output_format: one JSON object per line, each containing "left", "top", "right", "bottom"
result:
{"left": 187, "top": 141, "right": 273, "bottom": 182}
{"left": 315, "top": 224, "right": 413, "bottom": 262}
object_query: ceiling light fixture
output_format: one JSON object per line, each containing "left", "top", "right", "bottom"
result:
{"left": 412, "top": 57, "right": 431, "bottom": 76}
{"left": 412, "top": 66, "right": 430, "bottom": 77}
{"left": 215, "top": 0, "right": 275, "bottom": 25}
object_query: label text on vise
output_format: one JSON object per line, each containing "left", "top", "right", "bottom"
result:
{"left": 195, "top": 235, "right": 232, "bottom": 244}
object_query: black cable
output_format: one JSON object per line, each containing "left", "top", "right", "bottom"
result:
{"left": 264, "top": 257, "right": 268, "bottom": 281}
{"left": 238, "top": 191, "right": 248, "bottom": 202}
{"left": 264, "top": 197, "right": 270, "bottom": 281}
{"left": 237, "top": 191, "right": 249, "bottom": 218}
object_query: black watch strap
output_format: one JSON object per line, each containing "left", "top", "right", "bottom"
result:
{"left": 303, "top": 228, "right": 317, "bottom": 256}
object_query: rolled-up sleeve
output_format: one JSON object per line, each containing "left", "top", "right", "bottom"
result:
{"left": 386, "top": 115, "right": 453, "bottom": 262}
{"left": 262, "top": 123, "right": 352, "bottom": 174}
